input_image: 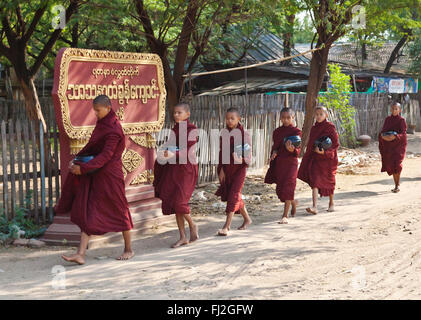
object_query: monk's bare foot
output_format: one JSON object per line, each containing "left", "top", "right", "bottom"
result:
{"left": 237, "top": 219, "right": 252, "bottom": 230}
{"left": 62, "top": 253, "right": 85, "bottom": 265}
{"left": 116, "top": 250, "right": 135, "bottom": 261}
{"left": 171, "top": 238, "right": 189, "bottom": 248}
{"left": 217, "top": 228, "right": 229, "bottom": 236}
{"left": 306, "top": 207, "right": 318, "bottom": 215}
{"left": 391, "top": 187, "right": 400, "bottom": 193}
{"left": 327, "top": 206, "right": 335, "bottom": 212}
{"left": 278, "top": 217, "right": 288, "bottom": 224}
{"left": 190, "top": 225, "right": 199, "bottom": 243}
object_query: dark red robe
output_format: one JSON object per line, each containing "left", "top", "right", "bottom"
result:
{"left": 298, "top": 119, "right": 339, "bottom": 197}
{"left": 153, "top": 120, "right": 198, "bottom": 215}
{"left": 54, "top": 109, "right": 133, "bottom": 236}
{"left": 264, "top": 125, "right": 302, "bottom": 202}
{"left": 215, "top": 124, "right": 251, "bottom": 214}
{"left": 378, "top": 115, "right": 407, "bottom": 175}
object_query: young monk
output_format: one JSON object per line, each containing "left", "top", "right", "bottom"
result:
{"left": 56, "top": 95, "right": 134, "bottom": 265}
{"left": 379, "top": 102, "right": 407, "bottom": 193}
{"left": 298, "top": 106, "right": 339, "bottom": 214}
{"left": 264, "top": 107, "right": 302, "bottom": 224}
{"left": 215, "top": 107, "right": 253, "bottom": 236}
{"left": 153, "top": 103, "right": 199, "bottom": 248}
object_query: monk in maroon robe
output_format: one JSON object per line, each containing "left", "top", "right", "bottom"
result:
{"left": 215, "top": 108, "right": 253, "bottom": 236}
{"left": 379, "top": 102, "right": 407, "bottom": 193}
{"left": 298, "top": 106, "right": 339, "bottom": 214}
{"left": 265, "top": 107, "right": 302, "bottom": 224}
{"left": 57, "top": 95, "right": 134, "bottom": 265}
{"left": 153, "top": 103, "right": 199, "bottom": 248}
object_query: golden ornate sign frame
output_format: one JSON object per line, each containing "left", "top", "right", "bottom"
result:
{"left": 57, "top": 48, "right": 166, "bottom": 140}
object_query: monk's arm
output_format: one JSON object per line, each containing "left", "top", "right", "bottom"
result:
{"left": 395, "top": 119, "right": 407, "bottom": 142}
{"left": 242, "top": 130, "right": 252, "bottom": 164}
{"left": 217, "top": 136, "right": 223, "bottom": 173}
{"left": 290, "top": 146, "right": 300, "bottom": 157}
{"left": 288, "top": 129, "right": 302, "bottom": 157}
{"left": 324, "top": 127, "right": 339, "bottom": 160}
{"left": 76, "top": 128, "right": 97, "bottom": 157}
{"left": 78, "top": 133, "right": 120, "bottom": 174}
{"left": 270, "top": 130, "right": 281, "bottom": 155}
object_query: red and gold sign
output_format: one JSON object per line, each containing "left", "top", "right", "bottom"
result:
{"left": 52, "top": 48, "right": 166, "bottom": 187}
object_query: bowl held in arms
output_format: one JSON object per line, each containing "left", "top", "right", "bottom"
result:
{"left": 314, "top": 136, "right": 332, "bottom": 151}
{"left": 283, "top": 135, "right": 302, "bottom": 148}
{"left": 73, "top": 155, "right": 99, "bottom": 174}
{"left": 158, "top": 145, "right": 180, "bottom": 153}
{"left": 381, "top": 131, "right": 398, "bottom": 137}
{"left": 234, "top": 143, "right": 251, "bottom": 158}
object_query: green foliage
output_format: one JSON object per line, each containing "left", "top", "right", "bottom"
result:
{"left": 347, "top": 0, "right": 421, "bottom": 67}
{"left": 319, "top": 64, "right": 357, "bottom": 147}
{"left": 294, "top": 14, "right": 316, "bottom": 43}
{"left": 409, "top": 30, "right": 421, "bottom": 78}
{"left": 0, "top": 191, "right": 47, "bottom": 244}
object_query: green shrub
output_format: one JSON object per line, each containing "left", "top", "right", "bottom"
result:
{"left": 0, "top": 190, "right": 47, "bottom": 244}
{"left": 319, "top": 63, "right": 357, "bottom": 147}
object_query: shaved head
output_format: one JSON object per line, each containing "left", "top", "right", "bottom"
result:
{"left": 174, "top": 103, "right": 190, "bottom": 112}
{"left": 281, "top": 107, "right": 295, "bottom": 116}
{"left": 226, "top": 107, "right": 241, "bottom": 117}
{"left": 391, "top": 102, "right": 401, "bottom": 109}
{"left": 93, "top": 95, "right": 112, "bottom": 107}
{"left": 315, "top": 106, "right": 328, "bottom": 114}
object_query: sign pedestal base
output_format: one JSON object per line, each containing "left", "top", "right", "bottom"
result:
{"left": 41, "top": 185, "right": 170, "bottom": 248}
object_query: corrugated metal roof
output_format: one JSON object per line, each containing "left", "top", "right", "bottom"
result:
{"left": 222, "top": 30, "right": 310, "bottom": 66}
{"left": 198, "top": 78, "right": 308, "bottom": 96}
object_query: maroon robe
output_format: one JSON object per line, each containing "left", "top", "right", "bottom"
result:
{"left": 54, "top": 109, "right": 133, "bottom": 236}
{"left": 298, "top": 119, "right": 339, "bottom": 197}
{"left": 153, "top": 120, "right": 198, "bottom": 215}
{"left": 215, "top": 124, "right": 251, "bottom": 214}
{"left": 378, "top": 115, "right": 407, "bottom": 175}
{"left": 264, "top": 125, "right": 302, "bottom": 202}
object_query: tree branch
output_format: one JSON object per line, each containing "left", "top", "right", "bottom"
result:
{"left": 1, "top": 16, "right": 17, "bottom": 45}
{"left": 29, "top": 0, "right": 80, "bottom": 76}
{"left": 22, "top": 5, "right": 48, "bottom": 44}
{"left": 15, "top": 5, "right": 25, "bottom": 36}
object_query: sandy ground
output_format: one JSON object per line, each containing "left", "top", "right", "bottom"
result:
{"left": 0, "top": 133, "right": 420, "bottom": 300}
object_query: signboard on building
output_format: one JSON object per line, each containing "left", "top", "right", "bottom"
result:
{"left": 371, "top": 77, "right": 418, "bottom": 94}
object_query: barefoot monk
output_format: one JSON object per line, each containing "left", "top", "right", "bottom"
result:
{"left": 379, "top": 102, "right": 407, "bottom": 193}
{"left": 56, "top": 95, "right": 134, "bottom": 265}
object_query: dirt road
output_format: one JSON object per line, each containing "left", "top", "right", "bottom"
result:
{"left": 0, "top": 134, "right": 420, "bottom": 299}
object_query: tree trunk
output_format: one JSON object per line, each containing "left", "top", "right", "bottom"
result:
{"left": 282, "top": 14, "right": 295, "bottom": 66}
{"left": 384, "top": 33, "right": 410, "bottom": 74}
{"left": 361, "top": 42, "right": 367, "bottom": 63}
{"left": 300, "top": 46, "right": 330, "bottom": 156}
{"left": 18, "top": 75, "right": 52, "bottom": 168}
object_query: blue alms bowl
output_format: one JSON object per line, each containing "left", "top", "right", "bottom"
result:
{"left": 166, "top": 146, "right": 180, "bottom": 152}
{"left": 283, "top": 135, "right": 302, "bottom": 148}
{"left": 314, "top": 136, "right": 332, "bottom": 150}
{"left": 234, "top": 143, "right": 251, "bottom": 157}
{"left": 74, "top": 155, "right": 94, "bottom": 163}
{"left": 73, "top": 155, "right": 99, "bottom": 174}
{"left": 381, "top": 131, "right": 398, "bottom": 136}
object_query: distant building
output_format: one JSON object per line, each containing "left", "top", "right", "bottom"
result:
{"left": 192, "top": 33, "right": 418, "bottom": 96}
